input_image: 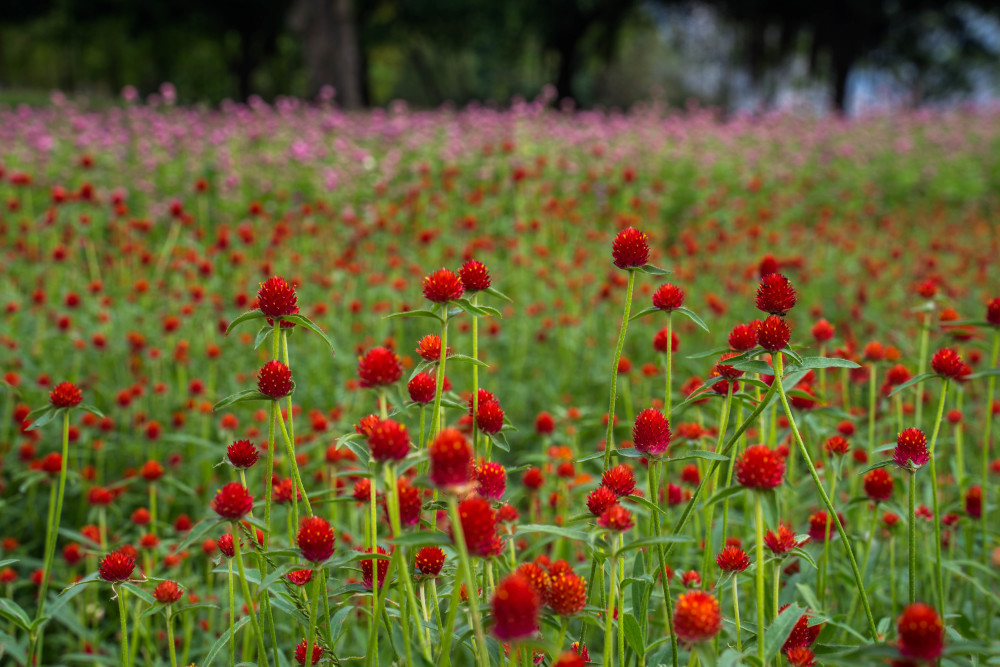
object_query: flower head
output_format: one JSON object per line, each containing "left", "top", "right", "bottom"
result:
{"left": 764, "top": 523, "right": 805, "bottom": 555}
{"left": 897, "top": 603, "right": 944, "bottom": 661}
{"left": 632, "top": 408, "right": 671, "bottom": 457}
{"left": 99, "top": 549, "right": 136, "bottom": 582}
{"left": 864, "top": 468, "right": 894, "bottom": 502}
{"left": 49, "top": 381, "right": 83, "bottom": 408}
{"left": 257, "top": 360, "right": 292, "bottom": 398}
{"left": 729, "top": 321, "right": 761, "bottom": 352}
{"left": 415, "top": 546, "right": 446, "bottom": 576}
{"left": 367, "top": 419, "right": 410, "bottom": 462}
{"left": 893, "top": 428, "right": 929, "bottom": 470}
{"left": 597, "top": 504, "right": 634, "bottom": 532}
{"left": 458, "top": 260, "right": 492, "bottom": 292}
{"left": 211, "top": 482, "right": 254, "bottom": 520}
{"left": 757, "top": 315, "right": 791, "bottom": 352}
{"left": 407, "top": 372, "right": 436, "bottom": 404}
{"left": 153, "top": 580, "right": 183, "bottom": 604}
{"left": 716, "top": 546, "right": 751, "bottom": 573}
{"left": 755, "top": 273, "right": 797, "bottom": 316}
{"left": 491, "top": 573, "right": 541, "bottom": 641}
{"left": 429, "top": 427, "right": 473, "bottom": 490}
{"left": 930, "top": 348, "right": 967, "bottom": 380}
{"left": 548, "top": 572, "right": 587, "bottom": 616}
{"left": 673, "top": 590, "right": 722, "bottom": 644}
{"left": 217, "top": 534, "right": 235, "bottom": 558}
{"left": 965, "top": 485, "right": 982, "bottom": 519}
{"left": 476, "top": 399, "right": 505, "bottom": 435}
{"left": 587, "top": 486, "right": 618, "bottom": 517}
{"left": 987, "top": 297, "right": 1000, "bottom": 326}
{"left": 297, "top": 517, "right": 335, "bottom": 563}
{"left": 612, "top": 227, "right": 649, "bottom": 269}
{"left": 652, "top": 283, "right": 684, "bottom": 311}
{"left": 808, "top": 511, "right": 843, "bottom": 542}
{"left": 785, "top": 647, "right": 816, "bottom": 667}
{"left": 811, "top": 319, "right": 835, "bottom": 343}
{"left": 360, "top": 546, "right": 389, "bottom": 590}
{"left": 416, "top": 334, "right": 446, "bottom": 361}
{"left": 295, "top": 639, "right": 322, "bottom": 666}
{"left": 781, "top": 605, "right": 823, "bottom": 651}
{"left": 824, "top": 435, "right": 850, "bottom": 457}
{"left": 453, "top": 496, "right": 498, "bottom": 557}
{"left": 257, "top": 276, "right": 298, "bottom": 319}
{"left": 476, "top": 461, "right": 507, "bottom": 500}
{"left": 423, "top": 268, "right": 464, "bottom": 303}
{"left": 601, "top": 464, "right": 636, "bottom": 497}
{"left": 736, "top": 444, "right": 785, "bottom": 489}
{"left": 358, "top": 346, "right": 402, "bottom": 388}
{"left": 226, "top": 440, "right": 259, "bottom": 469}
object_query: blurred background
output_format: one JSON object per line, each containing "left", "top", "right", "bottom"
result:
{"left": 2, "top": 0, "right": 1000, "bottom": 113}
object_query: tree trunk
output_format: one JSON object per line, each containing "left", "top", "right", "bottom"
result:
{"left": 296, "top": 0, "right": 363, "bottom": 108}
{"left": 831, "top": 48, "right": 852, "bottom": 114}
{"left": 555, "top": 39, "right": 578, "bottom": 104}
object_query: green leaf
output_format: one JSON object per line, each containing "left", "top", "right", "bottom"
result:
{"left": 483, "top": 286, "right": 513, "bottom": 303}
{"left": 674, "top": 307, "right": 710, "bottom": 333}
{"left": 789, "top": 356, "right": 861, "bottom": 371}
{"left": 253, "top": 325, "right": 272, "bottom": 350}
{"left": 80, "top": 404, "right": 105, "bottom": 418}
{"left": 453, "top": 298, "right": 489, "bottom": 317}
{"left": 789, "top": 548, "right": 818, "bottom": 570}
{"left": 385, "top": 309, "right": 443, "bottom": 323}
{"left": 671, "top": 450, "right": 730, "bottom": 463}
{"left": 0, "top": 597, "right": 32, "bottom": 631}
{"left": 204, "top": 616, "right": 251, "bottom": 664}
{"left": 225, "top": 310, "right": 267, "bottom": 336}
{"left": 965, "top": 368, "right": 1000, "bottom": 380}
{"left": 387, "top": 532, "right": 451, "bottom": 548}
{"left": 174, "top": 518, "right": 223, "bottom": 554}
{"left": 782, "top": 347, "right": 804, "bottom": 365}
{"left": 616, "top": 447, "right": 645, "bottom": 459}
{"left": 342, "top": 437, "right": 370, "bottom": 466}
{"left": 756, "top": 489, "right": 779, "bottom": 530}
{"left": 693, "top": 643, "right": 718, "bottom": 667}
{"left": 489, "top": 432, "right": 511, "bottom": 453}
{"left": 794, "top": 583, "right": 822, "bottom": 611}
{"left": 515, "top": 524, "right": 590, "bottom": 542}
{"left": 121, "top": 582, "right": 155, "bottom": 604}
{"left": 888, "top": 373, "right": 936, "bottom": 397}
{"left": 623, "top": 613, "right": 645, "bottom": 658}
{"left": 686, "top": 346, "right": 732, "bottom": 360}
{"left": 478, "top": 305, "right": 503, "bottom": 319}
{"left": 618, "top": 534, "right": 694, "bottom": 554}
{"left": 668, "top": 389, "right": 717, "bottom": 416}
{"left": 858, "top": 459, "right": 893, "bottom": 475}
{"left": 626, "top": 494, "right": 666, "bottom": 516}
{"left": 638, "top": 264, "right": 670, "bottom": 276}
{"left": 26, "top": 406, "right": 61, "bottom": 430}
{"left": 281, "top": 314, "right": 335, "bottom": 349}
{"left": 0, "top": 559, "right": 18, "bottom": 569}
{"left": 703, "top": 485, "right": 745, "bottom": 508}
{"left": 628, "top": 306, "right": 661, "bottom": 323}
{"left": 448, "top": 354, "right": 490, "bottom": 368}
{"left": 729, "top": 360, "right": 774, "bottom": 374}
{"left": 764, "top": 603, "right": 805, "bottom": 662}
{"left": 213, "top": 390, "right": 272, "bottom": 411}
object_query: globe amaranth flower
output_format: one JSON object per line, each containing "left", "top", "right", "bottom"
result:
{"left": 653, "top": 326, "right": 680, "bottom": 354}
{"left": 784, "top": 647, "right": 816, "bottom": 667}
{"left": 965, "top": 485, "right": 982, "bottom": 519}
{"left": 930, "top": 348, "right": 968, "bottom": 380}
{"left": 357, "top": 346, "right": 402, "bottom": 388}
{"left": 736, "top": 444, "right": 785, "bottom": 489}
{"left": 295, "top": 638, "right": 322, "bottom": 666}
{"left": 729, "top": 321, "right": 762, "bottom": 352}
{"left": 781, "top": 604, "right": 823, "bottom": 651}
{"left": 257, "top": 360, "right": 293, "bottom": 398}
{"left": 491, "top": 573, "right": 541, "bottom": 641}
{"left": 673, "top": 590, "right": 722, "bottom": 644}
{"left": 810, "top": 319, "right": 835, "bottom": 343}
{"left": 897, "top": 602, "right": 944, "bottom": 661}
{"left": 476, "top": 461, "right": 507, "bottom": 499}
{"left": 548, "top": 572, "right": 587, "bottom": 616}
{"left": 286, "top": 569, "right": 313, "bottom": 587}
{"left": 407, "top": 372, "right": 436, "bottom": 404}
{"left": 226, "top": 439, "right": 259, "bottom": 469}
{"left": 987, "top": 297, "right": 1000, "bottom": 326}
{"left": 597, "top": 504, "right": 634, "bottom": 532}
{"left": 360, "top": 546, "right": 389, "bottom": 590}
{"left": 601, "top": 464, "right": 636, "bottom": 497}
{"left": 211, "top": 482, "right": 254, "bottom": 520}
{"left": 864, "top": 467, "right": 894, "bottom": 502}
{"left": 476, "top": 399, "right": 505, "bottom": 435}
{"left": 764, "top": 523, "right": 805, "bottom": 555}
{"left": 893, "top": 428, "right": 929, "bottom": 470}
{"left": 757, "top": 315, "right": 791, "bottom": 352}
{"left": 153, "top": 580, "right": 183, "bottom": 604}
{"left": 716, "top": 546, "right": 751, "bottom": 573}
{"left": 416, "top": 334, "right": 447, "bottom": 361}
{"left": 824, "top": 435, "right": 850, "bottom": 457}
{"left": 49, "top": 381, "right": 83, "bottom": 408}
{"left": 808, "top": 511, "right": 844, "bottom": 542}
{"left": 415, "top": 546, "right": 446, "bottom": 576}
{"left": 367, "top": 418, "right": 410, "bottom": 462}
{"left": 452, "top": 495, "right": 498, "bottom": 557}
{"left": 422, "top": 268, "right": 464, "bottom": 303}
{"left": 553, "top": 651, "right": 586, "bottom": 667}
{"left": 256, "top": 276, "right": 298, "bottom": 319}
{"left": 586, "top": 486, "right": 618, "bottom": 517}
{"left": 458, "top": 260, "right": 491, "bottom": 292}
{"left": 429, "top": 427, "right": 473, "bottom": 490}
{"left": 632, "top": 408, "right": 671, "bottom": 457}
{"left": 297, "top": 516, "right": 335, "bottom": 563}
{"left": 652, "top": 283, "right": 684, "bottom": 311}
{"left": 99, "top": 549, "right": 136, "bottom": 582}
{"left": 217, "top": 533, "right": 235, "bottom": 558}
{"left": 755, "top": 273, "right": 798, "bottom": 316}
{"left": 611, "top": 227, "right": 649, "bottom": 269}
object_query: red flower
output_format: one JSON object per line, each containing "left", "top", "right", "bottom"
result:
{"left": 257, "top": 360, "right": 292, "bottom": 398}
{"left": 553, "top": 651, "right": 586, "bottom": 667}
{"left": 98, "top": 549, "right": 136, "bottom": 582}
{"left": 458, "top": 260, "right": 492, "bottom": 292}
{"left": 415, "top": 546, "right": 445, "bottom": 576}
{"left": 257, "top": 276, "right": 298, "bottom": 319}
{"left": 217, "top": 534, "right": 235, "bottom": 558}
{"left": 781, "top": 604, "right": 824, "bottom": 651}
{"left": 422, "top": 268, "right": 464, "bottom": 303}
{"left": 728, "top": 321, "right": 761, "bottom": 352}
{"left": 673, "top": 590, "right": 722, "bottom": 644}
{"left": 716, "top": 546, "right": 751, "bottom": 572}
{"left": 476, "top": 461, "right": 507, "bottom": 500}
{"left": 416, "top": 334, "right": 447, "bottom": 361}
{"left": 864, "top": 468, "right": 894, "bottom": 502}
{"left": 535, "top": 412, "right": 555, "bottom": 434}
{"left": 522, "top": 467, "right": 545, "bottom": 490}
{"left": 824, "top": 435, "right": 850, "bottom": 456}
{"left": 352, "top": 478, "right": 372, "bottom": 503}
{"left": 476, "top": 399, "right": 505, "bottom": 434}
{"left": 894, "top": 428, "right": 929, "bottom": 470}
{"left": 602, "top": 464, "right": 636, "bottom": 497}
{"left": 736, "top": 444, "right": 785, "bottom": 489}
{"left": 885, "top": 364, "right": 912, "bottom": 387}
{"left": 652, "top": 283, "right": 684, "bottom": 311}
{"left": 453, "top": 496, "right": 498, "bottom": 557}
{"left": 153, "top": 580, "right": 183, "bottom": 604}
{"left": 394, "top": 477, "right": 423, "bottom": 526}
{"left": 49, "top": 381, "right": 83, "bottom": 408}
{"left": 211, "top": 482, "right": 254, "bottom": 520}
{"left": 40, "top": 453, "right": 62, "bottom": 475}
{"left": 632, "top": 408, "right": 671, "bottom": 457}
{"left": 491, "top": 573, "right": 541, "bottom": 641}
{"left": 764, "top": 523, "right": 805, "bottom": 555}
{"left": 355, "top": 414, "right": 380, "bottom": 436}
{"left": 358, "top": 346, "right": 402, "bottom": 388}
{"left": 808, "top": 511, "right": 844, "bottom": 541}
{"left": 930, "top": 348, "right": 967, "bottom": 380}
{"left": 497, "top": 503, "right": 519, "bottom": 523}
{"left": 987, "top": 297, "right": 1000, "bottom": 326}
{"left": 965, "top": 485, "right": 982, "bottom": 519}
{"left": 360, "top": 547, "right": 390, "bottom": 590}
{"left": 587, "top": 486, "right": 618, "bottom": 517}
{"left": 429, "top": 427, "right": 473, "bottom": 490}
{"left": 297, "top": 517, "right": 335, "bottom": 562}
{"left": 367, "top": 419, "right": 410, "bottom": 462}
{"left": 611, "top": 227, "right": 649, "bottom": 269}
{"left": 597, "top": 504, "right": 634, "bottom": 532}
{"left": 757, "top": 315, "right": 791, "bottom": 352}
{"left": 407, "top": 372, "right": 436, "bottom": 404}
{"left": 226, "top": 440, "right": 259, "bottom": 469}
{"left": 811, "top": 319, "right": 835, "bottom": 343}
{"left": 516, "top": 563, "right": 552, "bottom": 603}
{"left": 295, "top": 638, "right": 322, "bottom": 666}
{"left": 548, "top": 572, "right": 587, "bottom": 616}
{"left": 653, "top": 327, "right": 680, "bottom": 354}
{"left": 897, "top": 603, "right": 944, "bottom": 661}
{"left": 755, "top": 273, "right": 798, "bottom": 316}
{"left": 286, "top": 569, "right": 313, "bottom": 586}
{"left": 785, "top": 647, "right": 816, "bottom": 667}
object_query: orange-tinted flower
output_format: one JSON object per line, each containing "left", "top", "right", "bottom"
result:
{"left": 49, "top": 381, "right": 83, "bottom": 408}
{"left": 897, "top": 603, "right": 944, "bottom": 661}
{"left": 736, "top": 444, "right": 785, "bottom": 489}
{"left": 491, "top": 573, "right": 541, "bottom": 641}
{"left": 423, "top": 268, "right": 464, "bottom": 303}
{"left": 358, "top": 346, "right": 402, "bottom": 388}
{"left": 673, "top": 590, "right": 721, "bottom": 644}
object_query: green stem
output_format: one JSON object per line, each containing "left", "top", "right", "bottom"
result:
{"left": 914, "top": 313, "right": 931, "bottom": 426}
{"left": 166, "top": 606, "right": 178, "bottom": 667}
{"left": 604, "top": 547, "right": 618, "bottom": 667}
{"left": 430, "top": 309, "right": 450, "bottom": 440}
{"left": 908, "top": 470, "right": 916, "bottom": 605}
{"left": 228, "top": 558, "right": 236, "bottom": 667}
{"left": 366, "top": 464, "right": 380, "bottom": 667}
{"left": 438, "top": 575, "right": 463, "bottom": 667}
{"left": 447, "top": 496, "right": 490, "bottom": 667}
{"left": 983, "top": 330, "right": 999, "bottom": 636}
{"left": 867, "top": 364, "right": 878, "bottom": 457}
{"left": 304, "top": 570, "right": 323, "bottom": 667}
{"left": 755, "top": 494, "right": 766, "bottom": 667}
{"left": 275, "top": 406, "right": 313, "bottom": 517}
{"left": 471, "top": 295, "right": 481, "bottom": 460}
{"left": 118, "top": 587, "right": 130, "bottom": 667}
{"left": 773, "top": 353, "right": 878, "bottom": 640}
{"left": 232, "top": 524, "right": 269, "bottom": 667}
{"left": 603, "top": 270, "right": 636, "bottom": 473}
{"left": 733, "top": 576, "right": 742, "bottom": 652}
{"left": 665, "top": 313, "right": 673, "bottom": 414}
{"left": 387, "top": 465, "right": 431, "bottom": 661}
{"left": 702, "top": 384, "right": 733, "bottom": 589}
{"left": 926, "top": 380, "right": 948, "bottom": 611}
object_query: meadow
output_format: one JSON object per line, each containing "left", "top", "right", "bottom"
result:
{"left": 0, "top": 97, "right": 998, "bottom": 666}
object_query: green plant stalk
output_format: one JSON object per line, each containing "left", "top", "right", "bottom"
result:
{"left": 437, "top": 574, "right": 464, "bottom": 667}
{"left": 733, "top": 575, "right": 743, "bottom": 652}
{"left": 702, "top": 383, "right": 733, "bottom": 589}
{"left": 27, "top": 480, "right": 58, "bottom": 666}
{"left": 983, "top": 329, "right": 999, "bottom": 636}
{"left": 914, "top": 313, "right": 931, "bottom": 426}
{"left": 954, "top": 389, "right": 964, "bottom": 490}
{"left": 665, "top": 312, "right": 673, "bottom": 414}
{"left": 867, "top": 364, "right": 878, "bottom": 457}
{"left": 166, "top": 606, "right": 178, "bottom": 667}
{"left": 447, "top": 496, "right": 490, "bottom": 667}
{"left": 890, "top": 535, "right": 897, "bottom": 619}
{"left": 150, "top": 482, "right": 158, "bottom": 531}
{"left": 304, "top": 570, "right": 323, "bottom": 667}
{"left": 276, "top": 406, "right": 313, "bottom": 518}
{"left": 617, "top": 536, "right": 626, "bottom": 667}
{"left": 232, "top": 524, "right": 269, "bottom": 667}
{"left": 773, "top": 353, "right": 877, "bottom": 640}
{"left": 772, "top": 561, "right": 780, "bottom": 623}
{"left": 228, "top": 558, "right": 236, "bottom": 667}
{"left": 366, "top": 464, "right": 380, "bottom": 667}
{"left": 603, "top": 545, "right": 618, "bottom": 667}
{"left": 386, "top": 465, "right": 432, "bottom": 662}
{"left": 430, "top": 308, "right": 450, "bottom": 439}
{"left": 908, "top": 470, "right": 916, "bottom": 605}
{"left": 471, "top": 295, "right": 481, "bottom": 460}
{"left": 602, "top": 270, "right": 636, "bottom": 473}
{"left": 926, "top": 380, "right": 948, "bottom": 612}
{"left": 755, "top": 494, "right": 766, "bottom": 667}
{"left": 842, "top": 506, "right": 880, "bottom": 639}
{"left": 820, "top": 467, "right": 838, "bottom": 609}
{"left": 282, "top": 330, "right": 301, "bottom": 543}
{"left": 118, "top": 587, "right": 130, "bottom": 667}
{"left": 263, "top": 318, "right": 281, "bottom": 547}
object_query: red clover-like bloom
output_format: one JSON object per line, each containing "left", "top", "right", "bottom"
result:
{"left": 422, "top": 268, "right": 465, "bottom": 303}
{"left": 453, "top": 496, "right": 498, "bottom": 557}
{"left": 429, "top": 427, "right": 473, "bottom": 490}
{"left": 673, "top": 590, "right": 722, "bottom": 644}
{"left": 755, "top": 273, "right": 798, "bottom": 316}
{"left": 864, "top": 468, "right": 894, "bottom": 502}
{"left": 415, "top": 546, "right": 446, "bottom": 576}
{"left": 930, "top": 348, "right": 967, "bottom": 380}
{"left": 297, "top": 516, "right": 335, "bottom": 563}
{"left": 597, "top": 504, "right": 634, "bottom": 532}
{"left": 407, "top": 372, "right": 436, "bottom": 404}
{"left": 357, "top": 346, "right": 402, "bottom": 388}
{"left": 893, "top": 428, "right": 930, "bottom": 470}
{"left": 586, "top": 487, "right": 618, "bottom": 517}
{"left": 153, "top": 580, "right": 183, "bottom": 604}
{"left": 226, "top": 439, "right": 259, "bottom": 469}
{"left": 601, "top": 464, "right": 636, "bottom": 497}
{"left": 897, "top": 603, "right": 944, "bottom": 661}
{"left": 257, "top": 276, "right": 298, "bottom": 319}
{"left": 458, "top": 260, "right": 492, "bottom": 292}
{"left": 757, "top": 315, "right": 791, "bottom": 352}
{"left": 632, "top": 408, "right": 671, "bottom": 457}
{"left": 295, "top": 639, "right": 322, "bottom": 666}
{"left": 735, "top": 444, "right": 785, "bottom": 489}
{"left": 211, "top": 482, "right": 254, "bottom": 520}
{"left": 491, "top": 573, "right": 541, "bottom": 641}
{"left": 476, "top": 461, "right": 507, "bottom": 499}
{"left": 49, "top": 381, "right": 83, "bottom": 408}
{"left": 652, "top": 283, "right": 684, "bottom": 311}
{"left": 367, "top": 419, "right": 410, "bottom": 462}
{"left": 611, "top": 227, "right": 649, "bottom": 269}
{"left": 98, "top": 549, "right": 136, "bottom": 582}
{"left": 716, "top": 546, "right": 751, "bottom": 572}
{"left": 257, "top": 360, "right": 292, "bottom": 398}
{"left": 548, "top": 572, "right": 588, "bottom": 616}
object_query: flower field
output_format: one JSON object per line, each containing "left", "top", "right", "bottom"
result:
{"left": 0, "top": 99, "right": 998, "bottom": 666}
